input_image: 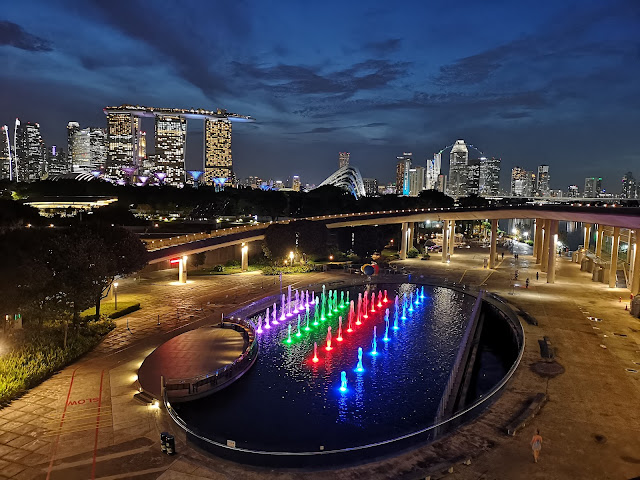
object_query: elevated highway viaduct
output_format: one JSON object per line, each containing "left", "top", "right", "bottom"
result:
{"left": 144, "top": 205, "right": 640, "bottom": 295}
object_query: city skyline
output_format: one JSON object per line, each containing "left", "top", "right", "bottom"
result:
{"left": 1, "top": 1, "right": 639, "bottom": 189}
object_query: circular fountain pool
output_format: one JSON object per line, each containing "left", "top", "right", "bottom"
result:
{"left": 171, "top": 283, "right": 521, "bottom": 465}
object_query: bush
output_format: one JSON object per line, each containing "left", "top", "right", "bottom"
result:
{"left": 525, "top": 239, "right": 534, "bottom": 246}
{"left": 225, "top": 259, "right": 241, "bottom": 267}
{"left": 407, "top": 247, "right": 419, "bottom": 258}
{"left": 261, "top": 264, "right": 315, "bottom": 275}
{"left": 212, "top": 264, "right": 224, "bottom": 272}
{"left": 0, "top": 318, "right": 115, "bottom": 405}
{"left": 108, "top": 303, "right": 140, "bottom": 319}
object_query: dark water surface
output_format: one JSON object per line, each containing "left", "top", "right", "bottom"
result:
{"left": 175, "top": 284, "right": 507, "bottom": 452}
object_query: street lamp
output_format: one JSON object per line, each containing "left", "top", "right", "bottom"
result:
{"left": 113, "top": 282, "right": 119, "bottom": 310}
{"left": 289, "top": 251, "right": 294, "bottom": 264}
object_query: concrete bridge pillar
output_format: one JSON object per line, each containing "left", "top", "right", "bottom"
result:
{"left": 631, "top": 240, "right": 640, "bottom": 296}
{"left": 595, "top": 225, "right": 604, "bottom": 258}
{"left": 178, "top": 255, "right": 188, "bottom": 283}
{"left": 534, "top": 218, "right": 543, "bottom": 263}
{"left": 449, "top": 221, "right": 455, "bottom": 257}
{"left": 541, "top": 219, "right": 550, "bottom": 272}
{"left": 547, "top": 220, "right": 559, "bottom": 283}
{"left": 400, "top": 222, "right": 408, "bottom": 260}
{"left": 609, "top": 227, "right": 620, "bottom": 288}
{"left": 441, "top": 220, "right": 449, "bottom": 263}
{"left": 489, "top": 219, "right": 498, "bottom": 269}
{"left": 583, "top": 223, "right": 591, "bottom": 252}
{"left": 241, "top": 243, "right": 249, "bottom": 272}
{"left": 409, "top": 223, "right": 415, "bottom": 251}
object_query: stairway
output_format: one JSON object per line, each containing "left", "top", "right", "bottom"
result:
{"left": 615, "top": 269, "right": 627, "bottom": 288}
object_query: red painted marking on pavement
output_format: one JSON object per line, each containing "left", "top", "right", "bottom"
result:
{"left": 46, "top": 368, "right": 77, "bottom": 480}
{"left": 91, "top": 370, "right": 105, "bottom": 480}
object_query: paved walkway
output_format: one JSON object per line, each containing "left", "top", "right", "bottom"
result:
{"left": 0, "top": 250, "right": 639, "bottom": 479}
{"left": 138, "top": 327, "right": 246, "bottom": 399}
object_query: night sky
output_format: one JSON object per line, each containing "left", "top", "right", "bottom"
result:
{"left": 2, "top": 0, "right": 639, "bottom": 191}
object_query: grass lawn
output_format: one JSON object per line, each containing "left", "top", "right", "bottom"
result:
{"left": 190, "top": 265, "right": 265, "bottom": 276}
{"left": 82, "top": 301, "right": 140, "bottom": 318}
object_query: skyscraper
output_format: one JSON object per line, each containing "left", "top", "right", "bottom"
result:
{"left": 511, "top": 167, "right": 530, "bottom": 196}
{"left": 155, "top": 115, "right": 187, "bottom": 187}
{"left": 339, "top": 152, "right": 350, "bottom": 168}
{"left": 292, "top": 175, "right": 301, "bottom": 191}
{"left": 0, "top": 126, "right": 11, "bottom": 180}
{"left": 621, "top": 172, "right": 637, "bottom": 199}
{"left": 536, "top": 165, "right": 550, "bottom": 197}
{"left": 47, "top": 145, "right": 69, "bottom": 176}
{"left": 425, "top": 152, "right": 441, "bottom": 190}
{"left": 466, "top": 158, "right": 480, "bottom": 195}
{"left": 16, "top": 122, "right": 44, "bottom": 182}
{"left": 106, "top": 113, "right": 140, "bottom": 182}
{"left": 448, "top": 140, "right": 468, "bottom": 196}
{"left": 408, "top": 167, "right": 425, "bottom": 196}
{"left": 479, "top": 156, "right": 500, "bottom": 196}
{"left": 70, "top": 127, "right": 106, "bottom": 173}
{"left": 67, "top": 122, "right": 80, "bottom": 168}
{"left": 584, "top": 177, "right": 602, "bottom": 198}
{"left": 395, "top": 153, "right": 412, "bottom": 195}
{"left": 204, "top": 119, "right": 232, "bottom": 186}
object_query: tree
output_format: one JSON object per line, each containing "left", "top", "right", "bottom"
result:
{"left": 0, "top": 199, "right": 43, "bottom": 232}
{"left": 262, "top": 223, "right": 296, "bottom": 262}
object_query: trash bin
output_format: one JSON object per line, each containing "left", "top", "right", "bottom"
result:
{"left": 166, "top": 434, "right": 175, "bottom": 455}
{"left": 160, "top": 432, "right": 168, "bottom": 453}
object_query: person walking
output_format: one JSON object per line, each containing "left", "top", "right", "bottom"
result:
{"left": 525, "top": 278, "right": 530, "bottom": 289}
{"left": 536, "top": 271, "right": 539, "bottom": 281}
{"left": 531, "top": 429, "right": 543, "bottom": 463}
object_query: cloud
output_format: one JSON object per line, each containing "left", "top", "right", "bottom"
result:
{"left": 0, "top": 21, "right": 52, "bottom": 52}
{"left": 293, "top": 122, "right": 388, "bottom": 134}
{"left": 363, "top": 38, "right": 402, "bottom": 55}
{"left": 232, "top": 58, "right": 411, "bottom": 97}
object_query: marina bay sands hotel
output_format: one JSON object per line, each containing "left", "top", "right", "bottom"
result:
{"left": 103, "top": 105, "right": 254, "bottom": 187}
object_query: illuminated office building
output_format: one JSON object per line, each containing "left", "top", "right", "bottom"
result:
{"left": 584, "top": 177, "right": 602, "bottom": 197}
{"left": 536, "top": 165, "right": 550, "bottom": 196}
{"left": 339, "top": 152, "right": 350, "bottom": 168}
{"left": 621, "top": 172, "right": 637, "bottom": 199}
{"left": 479, "top": 156, "right": 500, "bottom": 196}
{"left": 16, "top": 122, "right": 44, "bottom": 182}
{"left": 395, "top": 153, "right": 412, "bottom": 195}
{"left": 155, "top": 115, "right": 187, "bottom": 187}
{"left": 106, "top": 112, "right": 140, "bottom": 182}
{"left": 511, "top": 167, "right": 535, "bottom": 197}
{"left": 447, "top": 140, "right": 468, "bottom": 196}
{"left": 363, "top": 177, "right": 379, "bottom": 196}
{"left": 47, "top": 145, "right": 69, "bottom": 176}
{"left": 204, "top": 119, "right": 232, "bottom": 185}
{"left": 0, "top": 126, "right": 11, "bottom": 180}
{"left": 425, "top": 152, "right": 441, "bottom": 190}
{"left": 70, "top": 127, "right": 106, "bottom": 173}
{"left": 567, "top": 185, "right": 579, "bottom": 197}
{"left": 466, "top": 158, "right": 480, "bottom": 195}
{"left": 408, "top": 166, "right": 425, "bottom": 196}
{"left": 292, "top": 175, "right": 301, "bottom": 191}
{"left": 67, "top": 122, "right": 80, "bottom": 166}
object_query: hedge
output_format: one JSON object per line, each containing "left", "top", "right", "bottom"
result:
{"left": 108, "top": 303, "right": 141, "bottom": 319}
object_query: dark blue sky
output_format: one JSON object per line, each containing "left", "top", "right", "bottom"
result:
{"left": 2, "top": 0, "right": 639, "bottom": 191}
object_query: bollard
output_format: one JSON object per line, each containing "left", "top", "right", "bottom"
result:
{"left": 165, "top": 434, "right": 175, "bottom": 455}
{"left": 160, "top": 432, "right": 168, "bottom": 453}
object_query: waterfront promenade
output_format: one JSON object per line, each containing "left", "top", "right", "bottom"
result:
{"left": 0, "top": 248, "right": 638, "bottom": 479}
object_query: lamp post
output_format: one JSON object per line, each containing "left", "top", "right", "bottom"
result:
{"left": 113, "top": 282, "right": 119, "bottom": 310}
{"left": 289, "top": 251, "right": 294, "bottom": 264}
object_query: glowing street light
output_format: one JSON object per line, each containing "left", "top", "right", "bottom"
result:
{"left": 289, "top": 251, "right": 294, "bottom": 264}
{"left": 113, "top": 282, "right": 119, "bottom": 310}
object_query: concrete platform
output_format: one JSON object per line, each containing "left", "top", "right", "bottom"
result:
{"left": 138, "top": 326, "right": 246, "bottom": 399}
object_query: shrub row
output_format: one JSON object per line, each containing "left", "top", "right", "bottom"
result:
{"left": 261, "top": 264, "right": 316, "bottom": 275}
{"left": 108, "top": 303, "right": 141, "bottom": 319}
{"left": 0, "top": 318, "right": 115, "bottom": 405}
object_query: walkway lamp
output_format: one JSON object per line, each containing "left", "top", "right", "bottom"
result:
{"left": 113, "top": 282, "right": 119, "bottom": 310}
{"left": 289, "top": 251, "right": 294, "bottom": 264}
